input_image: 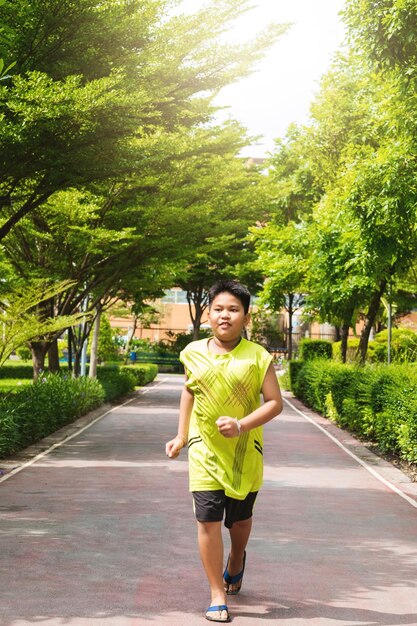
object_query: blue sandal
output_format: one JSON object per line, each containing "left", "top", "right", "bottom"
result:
{"left": 205, "top": 604, "right": 230, "bottom": 623}
{"left": 223, "top": 550, "right": 246, "bottom": 595}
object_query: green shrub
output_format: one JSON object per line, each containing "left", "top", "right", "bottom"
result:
{"left": 299, "top": 339, "right": 332, "bottom": 361}
{"left": 290, "top": 358, "right": 417, "bottom": 464}
{"left": 120, "top": 363, "right": 158, "bottom": 386}
{"left": 0, "top": 374, "right": 105, "bottom": 457}
{"left": 372, "top": 328, "right": 417, "bottom": 363}
{"left": 0, "top": 362, "right": 72, "bottom": 379}
{"left": 294, "top": 359, "right": 340, "bottom": 414}
{"left": 0, "top": 364, "right": 35, "bottom": 379}
{"left": 96, "top": 367, "right": 136, "bottom": 401}
{"left": 278, "top": 368, "right": 291, "bottom": 391}
{"left": 328, "top": 365, "right": 377, "bottom": 436}
{"left": 368, "top": 364, "right": 417, "bottom": 457}
{"left": 332, "top": 338, "right": 360, "bottom": 362}
{"left": 289, "top": 360, "right": 304, "bottom": 394}
{"left": 332, "top": 337, "right": 378, "bottom": 363}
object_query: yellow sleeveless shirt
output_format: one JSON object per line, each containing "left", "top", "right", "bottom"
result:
{"left": 180, "top": 338, "right": 272, "bottom": 499}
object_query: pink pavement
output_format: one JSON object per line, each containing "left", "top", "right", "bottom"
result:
{"left": 1, "top": 375, "right": 417, "bottom": 625}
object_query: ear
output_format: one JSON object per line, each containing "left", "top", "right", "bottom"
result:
{"left": 244, "top": 312, "right": 251, "bottom": 327}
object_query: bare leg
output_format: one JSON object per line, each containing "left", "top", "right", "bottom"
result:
{"left": 225, "top": 517, "right": 252, "bottom": 593}
{"left": 197, "top": 521, "right": 228, "bottom": 620}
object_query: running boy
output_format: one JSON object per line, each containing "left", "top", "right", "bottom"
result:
{"left": 165, "top": 280, "right": 283, "bottom": 623}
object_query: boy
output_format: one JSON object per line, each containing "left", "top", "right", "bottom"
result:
{"left": 165, "top": 280, "right": 283, "bottom": 623}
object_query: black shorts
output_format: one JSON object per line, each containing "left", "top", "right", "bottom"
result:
{"left": 192, "top": 490, "right": 258, "bottom": 529}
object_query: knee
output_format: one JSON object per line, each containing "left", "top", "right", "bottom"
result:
{"left": 197, "top": 520, "right": 222, "bottom": 537}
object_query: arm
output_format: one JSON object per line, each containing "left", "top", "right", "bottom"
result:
{"left": 165, "top": 381, "right": 194, "bottom": 458}
{"left": 216, "top": 362, "right": 283, "bottom": 438}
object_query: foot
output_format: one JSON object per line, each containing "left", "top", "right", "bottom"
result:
{"left": 223, "top": 551, "right": 246, "bottom": 595}
{"left": 205, "top": 604, "right": 230, "bottom": 623}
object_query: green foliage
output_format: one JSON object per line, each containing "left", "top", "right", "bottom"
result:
{"left": 96, "top": 366, "right": 136, "bottom": 401}
{"left": 299, "top": 339, "right": 332, "bottom": 361}
{"left": 332, "top": 329, "right": 417, "bottom": 364}
{"left": 0, "top": 364, "right": 35, "bottom": 379}
{"left": 161, "top": 330, "right": 211, "bottom": 357}
{"left": 373, "top": 328, "right": 417, "bottom": 363}
{"left": 95, "top": 314, "right": 121, "bottom": 363}
{"left": 250, "top": 309, "right": 285, "bottom": 349}
{"left": 293, "top": 359, "right": 340, "bottom": 414}
{"left": 0, "top": 378, "right": 31, "bottom": 394}
{"left": 120, "top": 363, "right": 157, "bottom": 386}
{"left": 291, "top": 359, "right": 417, "bottom": 463}
{"left": 277, "top": 369, "right": 291, "bottom": 391}
{"left": 0, "top": 280, "right": 87, "bottom": 367}
{"left": 289, "top": 360, "right": 304, "bottom": 393}
{"left": 0, "top": 373, "right": 105, "bottom": 457}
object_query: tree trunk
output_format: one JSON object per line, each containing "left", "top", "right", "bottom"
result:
{"left": 340, "top": 323, "right": 350, "bottom": 363}
{"left": 340, "top": 304, "right": 355, "bottom": 363}
{"left": 47, "top": 339, "right": 60, "bottom": 373}
{"left": 287, "top": 294, "right": 294, "bottom": 361}
{"left": 357, "top": 279, "right": 387, "bottom": 364}
{"left": 89, "top": 307, "right": 101, "bottom": 378}
{"left": 30, "top": 341, "right": 49, "bottom": 380}
{"left": 73, "top": 350, "right": 81, "bottom": 378}
{"left": 186, "top": 288, "right": 208, "bottom": 341}
{"left": 67, "top": 327, "right": 73, "bottom": 372}
{"left": 124, "top": 313, "right": 138, "bottom": 355}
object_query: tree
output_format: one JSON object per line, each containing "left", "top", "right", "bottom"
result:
{"left": 0, "top": 281, "right": 88, "bottom": 373}
{"left": 250, "top": 221, "right": 310, "bottom": 360}
{"left": 0, "top": 0, "right": 288, "bottom": 240}
{"left": 343, "top": 0, "right": 417, "bottom": 79}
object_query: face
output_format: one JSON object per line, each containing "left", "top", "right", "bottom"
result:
{"left": 208, "top": 292, "right": 250, "bottom": 342}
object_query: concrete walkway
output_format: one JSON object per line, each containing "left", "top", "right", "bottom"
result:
{"left": 1, "top": 374, "right": 417, "bottom": 626}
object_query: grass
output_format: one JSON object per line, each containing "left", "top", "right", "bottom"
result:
{"left": 0, "top": 378, "right": 32, "bottom": 394}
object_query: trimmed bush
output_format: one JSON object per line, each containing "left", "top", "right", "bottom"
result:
{"left": 120, "top": 363, "right": 158, "bottom": 386}
{"left": 289, "top": 360, "right": 304, "bottom": 393}
{"left": 369, "top": 364, "right": 417, "bottom": 458}
{"left": 290, "top": 358, "right": 417, "bottom": 464}
{"left": 0, "top": 364, "right": 35, "bottom": 379}
{"left": 372, "top": 328, "right": 417, "bottom": 363}
{"left": 0, "top": 374, "right": 105, "bottom": 457}
{"left": 294, "top": 359, "right": 341, "bottom": 414}
{"left": 96, "top": 367, "right": 136, "bottom": 401}
{"left": 299, "top": 339, "right": 332, "bottom": 361}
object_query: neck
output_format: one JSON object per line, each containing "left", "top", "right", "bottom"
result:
{"left": 210, "top": 336, "right": 242, "bottom": 354}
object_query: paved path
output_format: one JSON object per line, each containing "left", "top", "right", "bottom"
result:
{"left": 1, "top": 375, "right": 417, "bottom": 626}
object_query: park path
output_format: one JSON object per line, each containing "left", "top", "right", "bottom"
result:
{"left": 1, "top": 374, "right": 417, "bottom": 626}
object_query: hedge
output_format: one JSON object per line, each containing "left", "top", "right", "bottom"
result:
{"left": 0, "top": 374, "right": 105, "bottom": 457}
{"left": 96, "top": 367, "right": 136, "bottom": 401}
{"left": 289, "top": 358, "right": 417, "bottom": 463}
{"left": 0, "top": 363, "right": 158, "bottom": 458}
{"left": 299, "top": 338, "right": 332, "bottom": 361}
{"left": 120, "top": 363, "right": 158, "bottom": 386}
{"left": 332, "top": 328, "right": 417, "bottom": 364}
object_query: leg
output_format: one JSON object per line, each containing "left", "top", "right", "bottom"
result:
{"left": 197, "top": 521, "right": 229, "bottom": 621}
{"left": 225, "top": 517, "right": 252, "bottom": 593}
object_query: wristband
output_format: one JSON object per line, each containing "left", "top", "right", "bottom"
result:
{"left": 235, "top": 418, "right": 241, "bottom": 436}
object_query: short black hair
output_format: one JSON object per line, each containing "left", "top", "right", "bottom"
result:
{"left": 208, "top": 280, "right": 251, "bottom": 314}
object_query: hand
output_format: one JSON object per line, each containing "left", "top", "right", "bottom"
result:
{"left": 165, "top": 436, "right": 185, "bottom": 459}
{"left": 216, "top": 416, "right": 240, "bottom": 438}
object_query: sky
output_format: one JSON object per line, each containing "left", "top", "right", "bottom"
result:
{"left": 179, "top": 0, "right": 347, "bottom": 157}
